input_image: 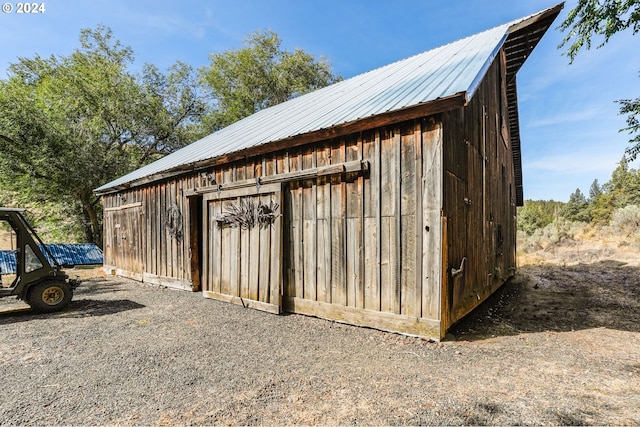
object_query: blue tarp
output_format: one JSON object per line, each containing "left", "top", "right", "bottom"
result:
{"left": 0, "top": 243, "right": 103, "bottom": 274}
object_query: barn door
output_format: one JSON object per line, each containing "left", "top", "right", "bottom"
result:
{"left": 202, "top": 183, "right": 283, "bottom": 314}
{"left": 104, "top": 204, "right": 144, "bottom": 275}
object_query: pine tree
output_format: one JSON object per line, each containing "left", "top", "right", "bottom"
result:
{"left": 561, "top": 188, "right": 591, "bottom": 222}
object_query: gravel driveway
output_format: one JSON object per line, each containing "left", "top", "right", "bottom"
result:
{"left": 1, "top": 265, "right": 639, "bottom": 425}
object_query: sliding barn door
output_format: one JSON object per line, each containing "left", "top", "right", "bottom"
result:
{"left": 202, "top": 183, "right": 283, "bottom": 314}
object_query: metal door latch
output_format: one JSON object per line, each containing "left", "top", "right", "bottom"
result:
{"left": 451, "top": 257, "right": 466, "bottom": 278}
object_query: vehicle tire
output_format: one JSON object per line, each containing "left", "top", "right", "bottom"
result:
{"left": 27, "top": 280, "right": 73, "bottom": 312}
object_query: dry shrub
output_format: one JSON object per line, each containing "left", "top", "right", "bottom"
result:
{"left": 609, "top": 204, "right": 640, "bottom": 237}
{"left": 518, "top": 218, "right": 584, "bottom": 253}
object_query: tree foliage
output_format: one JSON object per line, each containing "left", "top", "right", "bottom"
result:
{"left": 618, "top": 88, "right": 640, "bottom": 159}
{"left": 517, "top": 199, "right": 564, "bottom": 235}
{"left": 558, "top": 0, "right": 640, "bottom": 62}
{"left": 561, "top": 188, "right": 591, "bottom": 222}
{"left": 0, "top": 26, "right": 340, "bottom": 245}
{"left": 559, "top": 0, "right": 640, "bottom": 159}
{"left": 0, "top": 25, "right": 206, "bottom": 244}
{"left": 601, "top": 155, "right": 640, "bottom": 209}
{"left": 518, "top": 155, "right": 640, "bottom": 234}
{"left": 200, "top": 30, "right": 340, "bottom": 131}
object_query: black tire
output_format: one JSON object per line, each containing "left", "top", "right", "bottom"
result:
{"left": 27, "top": 280, "right": 73, "bottom": 312}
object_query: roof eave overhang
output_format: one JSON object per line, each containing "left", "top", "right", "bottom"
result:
{"left": 502, "top": 3, "right": 564, "bottom": 206}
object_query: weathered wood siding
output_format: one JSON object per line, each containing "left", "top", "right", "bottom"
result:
{"left": 102, "top": 117, "right": 445, "bottom": 338}
{"left": 442, "top": 51, "right": 517, "bottom": 327}
{"left": 103, "top": 176, "right": 198, "bottom": 289}
{"left": 280, "top": 119, "right": 443, "bottom": 338}
{"left": 101, "top": 48, "right": 517, "bottom": 340}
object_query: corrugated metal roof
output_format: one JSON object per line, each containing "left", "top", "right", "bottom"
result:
{"left": 96, "top": 5, "right": 562, "bottom": 194}
{"left": 0, "top": 244, "right": 103, "bottom": 274}
{"left": 43, "top": 243, "right": 104, "bottom": 267}
{"left": 0, "top": 251, "right": 16, "bottom": 275}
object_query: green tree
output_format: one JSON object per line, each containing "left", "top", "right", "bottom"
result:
{"left": 561, "top": 188, "right": 591, "bottom": 222}
{"left": 588, "top": 178, "right": 611, "bottom": 223}
{"left": 585, "top": 156, "right": 640, "bottom": 222}
{"left": 200, "top": 29, "right": 340, "bottom": 131}
{"left": 588, "top": 179, "right": 603, "bottom": 201}
{"left": 0, "top": 26, "right": 206, "bottom": 244}
{"left": 604, "top": 155, "right": 640, "bottom": 206}
{"left": 619, "top": 91, "right": 640, "bottom": 159}
{"left": 559, "top": 0, "right": 640, "bottom": 159}
{"left": 517, "top": 199, "right": 565, "bottom": 235}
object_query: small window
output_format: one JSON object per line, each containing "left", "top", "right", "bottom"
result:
{"left": 24, "top": 244, "right": 44, "bottom": 273}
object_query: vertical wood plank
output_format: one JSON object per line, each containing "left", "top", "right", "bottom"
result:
{"left": 204, "top": 199, "right": 212, "bottom": 292}
{"left": 379, "top": 128, "right": 396, "bottom": 312}
{"left": 178, "top": 182, "right": 185, "bottom": 281}
{"left": 393, "top": 128, "right": 402, "bottom": 315}
{"left": 240, "top": 217, "right": 250, "bottom": 298}
{"left": 414, "top": 122, "right": 424, "bottom": 318}
{"left": 214, "top": 170, "right": 224, "bottom": 294}
{"left": 257, "top": 193, "right": 270, "bottom": 303}
{"left": 265, "top": 154, "right": 276, "bottom": 177}
{"left": 246, "top": 160, "right": 255, "bottom": 180}
{"left": 422, "top": 118, "right": 443, "bottom": 321}
{"left": 302, "top": 148, "right": 317, "bottom": 301}
{"left": 363, "top": 131, "right": 380, "bottom": 311}
{"left": 291, "top": 152, "right": 304, "bottom": 299}
{"left": 249, "top": 201, "right": 260, "bottom": 301}
{"left": 346, "top": 220, "right": 360, "bottom": 307}
{"left": 229, "top": 203, "right": 240, "bottom": 297}
{"left": 160, "top": 183, "right": 167, "bottom": 278}
{"left": 345, "top": 136, "right": 362, "bottom": 308}
{"left": 380, "top": 216, "right": 396, "bottom": 313}
{"left": 316, "top": 144, "right": 331, "bottom": 303}
{"left": 330, "top": 142, "right": 346, "bottom": 306}
{"left": 270, "top": 188, "right": 283, "bottom": 310}
{"left": 400, "top": 125, "right": 416, "bottom": 316}
{"left": 220, "top": 201, "right": 232, "bottom": 296}
{"left": 215, "top": 201, "right": 221, "bottom": 294}
{"left": 143, "top": 188, "right": 150, "bottom": 276}
{"left": 169, "top": 181, "right": 177, "bottom": 278}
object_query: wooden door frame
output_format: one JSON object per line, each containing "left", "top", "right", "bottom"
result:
{"left": 187, "top": 195, "right": 203, "bottom": 292}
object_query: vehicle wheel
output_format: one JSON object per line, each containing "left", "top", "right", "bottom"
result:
{"left": 27, "top": 280, "right": 73, "bottom": 312}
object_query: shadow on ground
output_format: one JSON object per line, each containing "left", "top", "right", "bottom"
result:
{"left": 74, "top": 278, "right": 129, "bottom": 296}
{"left": 451, "top": 260, "right": 640, "bottom": 341}
{"left": 0, "top": 298, "right": 145, "bottom": 325}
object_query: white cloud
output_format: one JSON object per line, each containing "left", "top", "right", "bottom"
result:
{"left": 524, "top": 150, "right": 624, "bottom": 174}
{"left": 526, "top": 107, "right": 604, "bottom": 128}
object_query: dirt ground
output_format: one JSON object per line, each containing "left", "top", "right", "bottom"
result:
{"left": 1, "top": 258, "right": 639, "bottom": 425}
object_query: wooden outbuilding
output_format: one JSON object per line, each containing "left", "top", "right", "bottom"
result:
{"left": 95, "top": 5, "right": 562, "bottom": 340}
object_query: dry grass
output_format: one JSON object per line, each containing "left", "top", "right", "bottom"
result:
{"left": 518, "top": 223, "right": 640, "bottom": 267}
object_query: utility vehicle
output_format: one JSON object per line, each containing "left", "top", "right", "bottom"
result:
{"left": 0, "top": 207, "right": 79, "bottom": 312}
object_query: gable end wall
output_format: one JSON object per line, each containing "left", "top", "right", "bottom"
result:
{"left": 442, "top": 49, "right": 517, "bottom": 327}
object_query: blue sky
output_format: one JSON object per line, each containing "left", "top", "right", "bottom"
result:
{"left": 1, "top": 0, "right": 638, "bottom": 201}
